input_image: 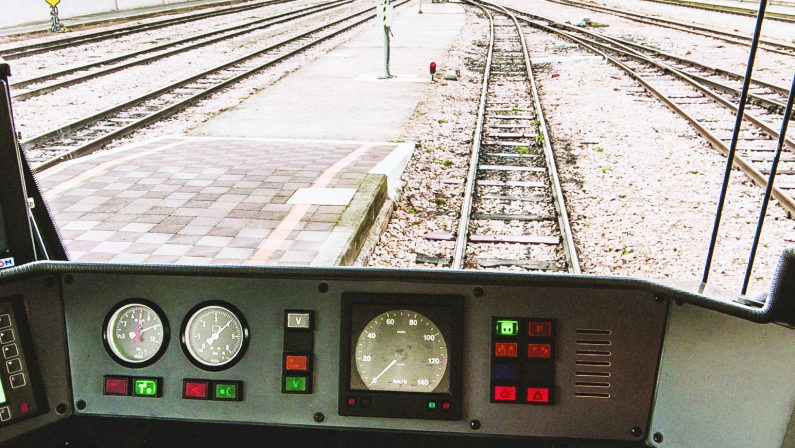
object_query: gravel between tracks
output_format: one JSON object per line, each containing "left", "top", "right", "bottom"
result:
{"left": 368, "top": 4, "right": 794, "bottom": 296}
{"left": 498, "top": 0, "right": 795, "bottom": 87}
{"left": 11, "top": 0, "right": 369, "bottom": 140}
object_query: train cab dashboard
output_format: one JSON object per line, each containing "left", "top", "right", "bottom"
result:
{"left": 0, "top": 259, "right": 793, "bottom": 448}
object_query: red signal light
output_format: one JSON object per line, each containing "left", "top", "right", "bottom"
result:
{"left": 430, "top": 62, "right": 437, "bottom": 75}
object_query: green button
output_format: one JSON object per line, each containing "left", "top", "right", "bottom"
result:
{"left": 214, "top": 383, "right": 239, "bottom": 400}
{"left": 496, "top": 320, "right": 519, "bottom": 336}
{"left": 284, "top": 376, "right": 307, "bottom": 392}
{"left": 427, "top": 401, "right": 436, "bottom": 410}
{"left": 132, "top": 379, "right": 159, "bottom": 397}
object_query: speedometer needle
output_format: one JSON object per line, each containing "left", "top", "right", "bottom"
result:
{"left": 206, "top": 320, "right": 232, "bottom": 346}
{"left": 371, "top": 359, "right": 397, "bottom": 385}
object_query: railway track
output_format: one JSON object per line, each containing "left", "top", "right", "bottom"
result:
{"left": 23, "top": 0, "right": 407, "bottom": 172}
{"left": 452, "top": 2, "right": 580, "bottom": 272}
{"left": 0, "top": 0, "right": 292, "bottom": 59}
{"left": 531, "top": 0, "right": 795, "bottom": 56}
{"left": 637, "top": 0, "right": 795, "bottom": 23}
{"left": 11, "top": 0, "right": 351, "bottom": 100}
{"left": 485, "top": 0, "right": 795, "bottom": 215}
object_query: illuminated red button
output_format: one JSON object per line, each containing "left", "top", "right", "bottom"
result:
{"left": 494, "top": 385, "right": 517, "bottom": 401}
{"left": 347, "top": 397, "right": 357, "bottom": 407}
{"left": 527, "top": 343, "right": 552, "bottom": 359}
{"left": 527, "top": 387, "right": 550, "bottom": 403}
{"left": 494, "top": 342, "right": 518, "bottom": 358}
{"left": 20, "top": 402, "right": 29, "bottom": 414}
{"left": 285, "top": 355, "right": 308, "bottom": 372}
{"left": 183, "top": 381, "right": 209, "bottom": 400}
{"left": 103, "top": 377, "right": 129, "bottom": 396}
{"left": 528, "top": 321, "right": 552, "bottom": 337}
{"left": 441, "top": 401, "right": 451, "bottom": 411}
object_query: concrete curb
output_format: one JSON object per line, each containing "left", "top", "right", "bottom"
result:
{"left": 319, "top": 173, "right": 388, "bottom": 266}
{"left": 368, "top": 141, "right": 415, "bottom": 200}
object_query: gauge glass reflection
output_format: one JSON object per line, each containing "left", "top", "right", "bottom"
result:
{"left": 355, "top": 309, "right": 448, "bottom": 392}
{"left": 105, "top": 302, "right": 167, "bottom": 366}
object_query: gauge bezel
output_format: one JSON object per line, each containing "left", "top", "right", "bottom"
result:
{"left": 339, "top": 293, "right": 464, "bottom": 420}
{"left": 102, "top": 298, "right": 170, "bottom": 369}
{"left": 180, "top": 301, "right": 249, "bottom": 371}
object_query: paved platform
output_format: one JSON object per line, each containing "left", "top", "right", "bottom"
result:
{"left": 39, "top": 136, "right": 412, "bottom": 265}
{"left": 194, "top": 1, "right": 466, "bottom": 141}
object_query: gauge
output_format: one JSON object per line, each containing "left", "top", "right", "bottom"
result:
{"left": 103, "top": 300, "right": 169, "bottom": 368}
{"left": 181, "top": 302, "right": 248, "bottom": 370}
{"left": 355, "top": 309, "right": 448, "bottom": 392}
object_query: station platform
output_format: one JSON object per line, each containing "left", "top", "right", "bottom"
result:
{"left": 39, "top": 136, "right": 412, "bottom": 265}
{"left": 34, "top": 1, "right": 465, "bottom": 266}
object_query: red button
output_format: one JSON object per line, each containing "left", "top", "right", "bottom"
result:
{"left": 441, "top": 401, "right": 451, "bottom": 411}
{"left": 495, "top": 342, "right": 518, "bottom": 358}
{"left": 527, "top": 343, "right": 552, "bottom": 359}
{"left": 104, "top": 377, "right": 129, "bottom": 396}
{"left": 528, "top": 321, "right": 552, "bottom": 337}
{"left": 527, "top": 387, "right": 550, "bottom": 403}
{"left": 494, "top": 385, "right": 517, "bottom": 401}
{"left": 285, "top": 355, "right": 308, "bottom": 371}
{"left": 347, "top": 397, "right": 357, "bottom": 407}
{"left": 20, "top": 402, "right": 28, "bottom": 414}
{"left": 183, "top": 381, "right": 209, "bottom": 400}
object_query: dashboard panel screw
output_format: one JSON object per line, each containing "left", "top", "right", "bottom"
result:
{"left": 55, "top": 403, "right": 67, "bottom": 414}
{"left": 318, "top": 283, "right": 329, "bottom": 293}
{"left": 469, "top": 419, "right": 481, "bottom": 430}
{"left": 75, "top": 400, "right": 86, "bottom": 410}
{"left": 473, "top": 287, "right": 484, "bottom": 297}
{"left": 653, "top": 432, "right": 664, "bottom": 443}
{"left": 630, "top": 426, "right": 642, "bottom": 437}
{"left": 313, "top": 412, "right": 325, "bottom": 423}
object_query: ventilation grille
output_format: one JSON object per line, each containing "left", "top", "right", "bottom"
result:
{"left": 574, "top": 328, "right": 612, "bottom": 399}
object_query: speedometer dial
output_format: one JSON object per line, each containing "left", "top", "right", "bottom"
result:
{"left": 182, "top": 303, "right": 248, "bottom": 370}
{"left": 103, "top": 300, "right": 168, "bottom": 368}
{"left": 355, "top": 310, "right": 448, "bottom": 392}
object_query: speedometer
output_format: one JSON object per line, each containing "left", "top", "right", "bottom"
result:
{"left": 355, "top": 310, "right": 448, "bottom": 392}
{"left": 103, "top": 300, "right": 168, "bottom": 368}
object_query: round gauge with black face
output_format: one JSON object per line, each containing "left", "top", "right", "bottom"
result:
{"left": 355, "top": 309, "right": 448, "bottom": 392}
{"left": 181, "top": 302, "right": 248, "bottom": 370}
{"left": 103, "top": 300, "right": 169, "bottom": 368}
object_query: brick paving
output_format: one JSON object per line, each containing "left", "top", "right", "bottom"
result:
{"left": 38, "top": 137, "right": 397, "bottom": 265}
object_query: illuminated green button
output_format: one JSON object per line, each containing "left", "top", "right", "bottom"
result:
{"left": 496, "top": 320, "right": 519, "bottom": 336}
{"left": 214, "top": 382, "right": 241, "bottom": 401}
{"left": 284, "top": 376, "right": 307, "bottom": 392}
{"left": 132, "top": 379, "right": 159, "bottom": 397}
{"left": 427, "top": 401, "right": 437, "bottom": 410}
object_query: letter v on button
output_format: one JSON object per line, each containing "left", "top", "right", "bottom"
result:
{"left": 286, "top": 312, "right": 311, "bottom": 329}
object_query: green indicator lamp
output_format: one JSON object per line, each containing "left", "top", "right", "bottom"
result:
{"left": 427, "top": 401, "right": 437, "bottom": 410}
{"left": 496, "top": 320, "right": 519, "bottom": 336}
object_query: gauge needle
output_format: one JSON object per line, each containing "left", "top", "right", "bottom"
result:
{"left": 205, "top": 320, "right": 232, "bottom": 346}
{"left": 371, "top": 359, "right": 397, "bottom": 385}
{"left": 141, "top": 324, "right": 160, "bottom": 333}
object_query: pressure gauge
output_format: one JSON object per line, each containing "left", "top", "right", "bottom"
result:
{"left": 103, "top": 300, "right": 169, "bottom": 368}
{"left": 355, "top": 310, "right": 448, "bottom": 392}
{"left": 181, "top": 302, "right": 248, "bottom": 370}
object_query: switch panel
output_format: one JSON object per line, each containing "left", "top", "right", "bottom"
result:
{"left": 491, "top": 317, "right": 556, "bottom": 405}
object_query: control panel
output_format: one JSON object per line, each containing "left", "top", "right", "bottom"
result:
{"left": 0, "top": 298, "right": 44, "bottom": 426}
{"left": 60, "top": 270, "right": 668, "bottom": 442}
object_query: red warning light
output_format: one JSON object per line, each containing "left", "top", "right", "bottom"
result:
{"left": 20, "top": 402, "right": 29, "bottom": 414}
{"left": 527, "top": 387, "right": 550, "bottom": 403}
{"left": 430, "top": 62, "right": 437, "bottom": 75}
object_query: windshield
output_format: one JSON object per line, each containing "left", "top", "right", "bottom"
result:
{"left": 1, "top": 0, "right": 793, "bottom": 298}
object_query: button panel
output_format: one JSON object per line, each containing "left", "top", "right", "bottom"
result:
{"left": 490, "top": 317, "right": 556, "bottom": 405}
{"left": 0, "top": 298, "right": 43, "bottom": 426}
{"left": 282, "top": 310, "right": 315, "bottom": 394}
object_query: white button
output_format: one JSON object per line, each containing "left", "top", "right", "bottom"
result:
{"left": 2, "top": 344, "right": 18, "bottom": 360}
{"left": 5, "top": 359, "right": 21, "bottom": 374}
{"left": 10, "top": 373, "right": 25, "bottom": 389}
{"left": 0, "top": 330, "right": 13, "bottom": 345}
{"left": 0, "top": 407, "right": 10, "bottom": 422}
{"left": 286, "top": 312, "right": 311, "bottom": 329}
{"left": 0, "top": 315, "right": 10, "bottom": 330}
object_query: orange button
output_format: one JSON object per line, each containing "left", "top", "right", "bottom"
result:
{"left": 494, "top": 342, "right": 518, "bottom": 358}
{"left": 494, "top": 386, "right": 516, "bottom": 401}
{"left": 527, "top": 343, "right": 551, "bottom": 359}
{"left": 285, "top": 355, "right": 308, "bottom": 371}
{"left": 528, "top": 321, "right": 552, "bottom": 337}
{"left": 527, "top": 387, "right": 550, "bottom": 403}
